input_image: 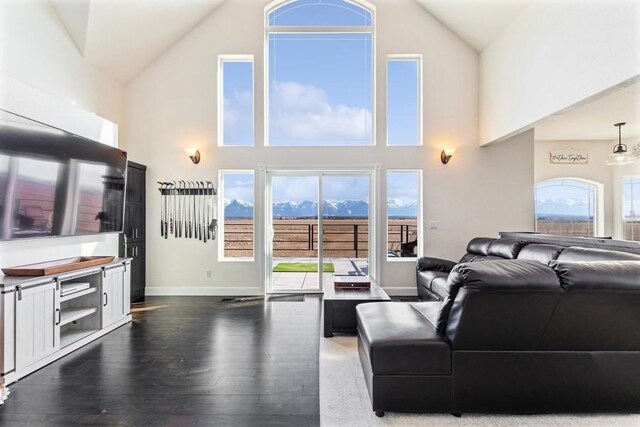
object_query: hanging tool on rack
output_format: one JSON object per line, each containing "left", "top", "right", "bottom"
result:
{"left": 158, "top": 182, "right": 166, "bottom": 237}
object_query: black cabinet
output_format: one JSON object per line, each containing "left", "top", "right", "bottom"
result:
{"left": 120, "top": 161, "right": 146, "bottom": 302}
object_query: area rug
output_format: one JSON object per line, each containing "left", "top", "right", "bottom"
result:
{"left": 319, "top": 336, "right": 640, "bottom": 427}
{"left": 273, "top": 262, "right": 335, "bottom": 273}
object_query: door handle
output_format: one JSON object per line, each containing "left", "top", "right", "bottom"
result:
{"left": 55, "top": 308, "right": 61, "bottom": 326}
{"left": 104, "top": 292, "right": 108, "bottom": 307}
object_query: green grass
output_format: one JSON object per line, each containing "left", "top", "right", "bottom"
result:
{"left": 273, "top": 262, "right": 335, "bottom": 273}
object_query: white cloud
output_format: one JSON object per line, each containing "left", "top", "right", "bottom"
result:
{"left": 270, "top": 81, "right": 372, "bottom": 143}
{"left": 223, "top": 91, "right": 253, "bottom": 145}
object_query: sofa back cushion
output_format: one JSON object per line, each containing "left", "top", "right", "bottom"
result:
{"left": 538, "top": 261, "right": 640, "bottom": 351}
{"left": 436, "top": 260, "right": 562, "bottom": 350}
{"left": 486, "top": 238, "right": 529, "bottom": 259}
{"left": 517, "top": 243, "right": 565, "bottom": 263}
{"left": 556, "top": 247, "right": 640, "bottom": 262}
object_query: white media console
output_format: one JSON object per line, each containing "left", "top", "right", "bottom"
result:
{"left": 0, "top": 258, "right": 132, "bottom": 403}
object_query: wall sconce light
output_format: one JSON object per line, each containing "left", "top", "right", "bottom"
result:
{"left": 440, "top": 148, "right": 455, "bottom": 164}
{"left": 185, "top": 148, "right": 201, "bottom": 164}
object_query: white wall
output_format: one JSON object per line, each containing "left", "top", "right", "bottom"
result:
{"left": 0, "top": 0, "right": 125, "bottom": 271}
{"left": 124, "top": 0, "right": 535, "bottom": 296}
{"left": 480, "top": 0, "right": 640, "bottom": 145}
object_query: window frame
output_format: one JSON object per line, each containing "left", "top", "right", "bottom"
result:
{"left": 217, "top": 55, "right": 255, "bottom": 147}
{"left": 386, "top": 54, "right": 423, "bottom": 147}
{"left": 622, "top": 175, "right": 640, "bottom": 241}
{"left": 534, "top": 177, "right": 603, "bottom": 237}
{"left": 385, "top": 169, "right": 423, "bottom": 262}
{"left": 264, "top": 0, "right": 376, "bottom": 147}
{"left": 218, "top": 169, "right": 256, "bottom": 262}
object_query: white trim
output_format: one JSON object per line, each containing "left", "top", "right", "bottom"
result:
{"left": 217, "top": 55, "right": 255, "bottom": 147}
{"left": 218, "top": 169, "right": 256, "bottom": 262}
{"left": 145, "top": 287, "right": 263, "bottom": 296}
{"left": 382, "top": 287, "right": 418, "bottom": 297}
{"left": 264, "top": 167, "right": 377, "bottom": 293}
{"left": 385, "top": 169, "right": 423, "bottom": 261}
{"left": 621, "top": 174, "right": 640, "bottom": 241}
{"left": 386, "top": 54, "right": 423, "bottom": 147}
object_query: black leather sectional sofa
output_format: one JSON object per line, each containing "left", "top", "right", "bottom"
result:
{"left": 357, "top": 237, "right": 640, "bottom": 416}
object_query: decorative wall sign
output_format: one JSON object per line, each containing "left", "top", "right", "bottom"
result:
{"left": 549, "top": 148, "right": 589, "bottom": 164}
{"left": 633, "top": 142, "right": 640, "bottom": 159}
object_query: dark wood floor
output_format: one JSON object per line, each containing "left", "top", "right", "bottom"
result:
{"left": 0, "top": 296, "right": 321, "bottom": 426}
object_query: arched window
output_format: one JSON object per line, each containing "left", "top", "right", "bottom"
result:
{"left": 623, "top": 176, "right": 640, "bottom": 241}
{"left": 535, "top": 178, "right": 599, "bottom": 237}
{"left": 266, "top": 0, "right": 374, "bottom": 146}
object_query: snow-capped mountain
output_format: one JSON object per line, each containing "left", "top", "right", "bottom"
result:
{"left": 225, "top": 199, "right": 418, "bottom": 219}
{"left": 224, "top": 199, "right": 254, "bottom": 218}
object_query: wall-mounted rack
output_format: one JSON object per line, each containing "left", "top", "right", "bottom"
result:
{"left": 157, "top": 180, "right": 217, "bottom": 242}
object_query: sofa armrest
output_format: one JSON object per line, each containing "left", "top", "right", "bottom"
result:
{"left": 417, "top": 257, "right": 457, "bottom": 273}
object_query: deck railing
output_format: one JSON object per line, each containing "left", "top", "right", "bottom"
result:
{"left": 223, "top": 219, "right": 418, "bottom": 258}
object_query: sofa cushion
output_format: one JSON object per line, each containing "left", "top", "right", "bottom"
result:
{"left": 410, "top": 302, "right": 442, "bottom": 327}
{"left": 517, "top": 244, "right": 565, "bottom": 263}
{"left": 556, "top": 247, "right": 640, "bottom": 262}
{"left": 356, "top": 302, "right": 451, "bottom": 375}
{"left": 487, "top": 238, "right": 529, "bottom": 259}
{"left": 466, "top": 237, "right": 495, "bottom": 256}
{"left": 417, "top": 257, "right": 457, "bottom": 273}
{"left": 436, "top": 260, "right": 562, "bottom": 335}
{"left": 431, "top": 276, "right": 449, "bottom": 299}
{"left": 552, "top": 261, "right": 640, "bottom": 292}
{"left": 417, "top": 271, "right": 448, "bottom": 301}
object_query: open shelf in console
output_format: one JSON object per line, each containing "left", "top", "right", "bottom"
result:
{"left": 59, "top": 271, "right": 101, "bottom": 348}
{"left": 60, "top": 329, "right": 99, "bottom": 347}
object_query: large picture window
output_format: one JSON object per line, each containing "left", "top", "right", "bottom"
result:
{"left": 266, "top": 0, "right": 374, "bottom": 146}
{"left": 535, "top": 178, "right": 598, "bottom": 237}
{"left": 218, "top": 56, "right": 254, "bottom": 146}
{"left": 623, "top": 176, "right": 640, "bottom": 241}
{"left": 387, "top": 56, "right": 422, "bottom": 146}
{"left": 219, "top": 171, "right": 255, "bottom": 260}
{"left": 387, "top": 170, "right": 421, "bottom": 259}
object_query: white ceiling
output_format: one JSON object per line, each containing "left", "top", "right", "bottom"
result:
{"left": 50, "top": 0, "right": 226, "bottom": 83}
{"left": 415, "top": 0, "right": 531, "bottom": 51}
{"left": 535, "top": 80, "right": 640, "bottom": 142}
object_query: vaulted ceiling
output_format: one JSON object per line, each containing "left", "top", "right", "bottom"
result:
{"left": 50, "top": 0, "right": 226, "bottom": 83}
{"left": 49, "top": 0, "right": 531, "bottom": 84}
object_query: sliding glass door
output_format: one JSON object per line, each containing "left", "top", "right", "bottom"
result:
{"left": 266, "top": 170, "right": 373, "bottom": 294}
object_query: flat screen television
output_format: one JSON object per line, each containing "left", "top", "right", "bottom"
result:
{"left": 0, "top": 109, "right": 127, "bottom": 240}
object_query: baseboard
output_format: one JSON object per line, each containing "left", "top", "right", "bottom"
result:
{"left": 382, "top": 287, "right": 418, "bottom": 296}
{"left": 145, "top": 286, "right": 264, "bottom": 296}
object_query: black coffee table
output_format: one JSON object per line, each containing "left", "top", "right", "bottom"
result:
{"left": 323, "top": 280, "right": 391, "bottom": 337}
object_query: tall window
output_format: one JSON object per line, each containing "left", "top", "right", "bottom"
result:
{"left": 535, "top": 178, "right": 598, "bottom": 237}
{"left": 387, "top": 170, "right": 421, "bottom": 259}
{"left": 266, "top": 0, "right": 374, "bottom": 146}
{"left": 623, "top": 176, "right": 640, "bottom": 241}
{"left": 218, "top": 56, "right": 254, "bottom": 146}
{"left": 219, "top": 171, "right": 254, "bottom": 260}
{"left": 387, "top": 56, "right": 422, "bottom": 146}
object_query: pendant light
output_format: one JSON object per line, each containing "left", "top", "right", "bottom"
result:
{"left": 606, "top": 122, "right": 636, "bottom": 166}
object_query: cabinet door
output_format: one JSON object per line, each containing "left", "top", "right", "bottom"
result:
{"left": 15, "top": 282, "right": 59, "bottom": 370}
{"left": 129, "top": 242, "right": 145, "bottom": 301}
{"left": 102, "top": 267, "right": 125, "bottom": 327}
